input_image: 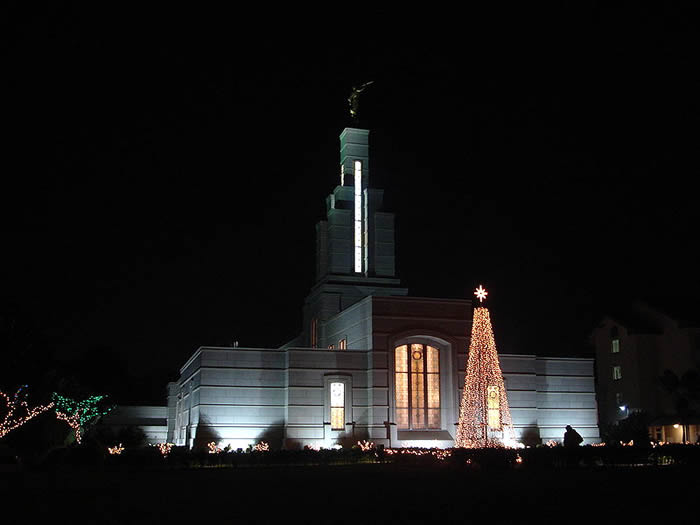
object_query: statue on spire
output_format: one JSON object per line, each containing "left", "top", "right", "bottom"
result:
{"left": 348, "top": 81, "right": 374, "bottom": 121}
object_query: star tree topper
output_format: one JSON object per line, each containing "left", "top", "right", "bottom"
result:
{"left": 474, "top": 285, "right": 488, "bottom": 303}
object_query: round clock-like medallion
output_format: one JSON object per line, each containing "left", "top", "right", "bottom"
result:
{"left": 412, "top": 350, "right": 422, "bottom": 360}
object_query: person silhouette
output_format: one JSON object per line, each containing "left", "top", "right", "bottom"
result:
{"left": 563, "top": 425, "right": 583, "bottom": 448}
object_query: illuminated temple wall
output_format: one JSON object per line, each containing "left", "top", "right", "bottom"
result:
{"left": 497, "top": 355, "right": 600, "bottom": 444}
{"left": 168, "top": 295, "right": 599, "bottom": 449}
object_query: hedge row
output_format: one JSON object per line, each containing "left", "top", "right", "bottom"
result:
{"left": 31, "top": 443, "right": 700, "bottom": 470}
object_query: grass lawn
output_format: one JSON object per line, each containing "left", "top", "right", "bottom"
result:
{"left": 4, "top": 463, "right": 695, "bottom": 524}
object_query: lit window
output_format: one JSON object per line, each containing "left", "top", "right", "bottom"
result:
{"left": 354, "top": 160, "right": 362, "bottom": 273}
{"left": 340, "top": 164, "right": 344, "bottom": 186}
{"left": 310, "top": 318, "right": 318, "bottom": 348}
{"left": 611, "top": 338, "right": 620, "bottom": 353}
{"left": 330, "top": 382, "right": 345, "bottom": 430}
{"left": 328, "top": 344, "right": 335, "bottom": 350}
{"left": 612, "top": 366, "right": 622, "bottom": 380}
{"left": 338, "top": 338, "right": 347, "bottom": 350}
{"left": 395, "top": 344, "right": 440, "bottom": 429}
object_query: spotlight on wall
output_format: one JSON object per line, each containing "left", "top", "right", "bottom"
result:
{"left": 673, "top": 423, "right": 680, "bottom": 429}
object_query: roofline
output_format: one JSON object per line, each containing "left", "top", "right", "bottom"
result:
{"left": 373, "top": 295, "right": 472, "bottom": 305}
{"left": 179, "top": 345, "right": 593, "bottom": 375}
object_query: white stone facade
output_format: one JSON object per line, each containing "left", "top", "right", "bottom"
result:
{"left": 168, "top": 297, "right": 600, "bottom": 449}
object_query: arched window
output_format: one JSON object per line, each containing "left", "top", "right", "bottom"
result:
{"left": 395, "top": 344, "right": 440, "bottom": 429}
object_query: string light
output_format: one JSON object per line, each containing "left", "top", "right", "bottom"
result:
{"left": 107, "top": 443, "right": 124, "bottom": 455}
{"left": 382, "top": 448, "right": 453, "bottom": 461}
{"left": 357, "top": 440, "right": 375, "bottom": 451}
{"left": 207, "top": 441, "right": 222, "bottom": 454}
{"left": 154, "top": 442, "right": 174, "bottom": 456}
{"left": 51, "top": 393, "right": 114, "bottom": 444}
{"left": 56, "top": 410, "right": 83, "bottom": 443}
{"left": 0, "top": 386, "right": 54, "bottom": 439}
{"left": 252, "top": 441, "right": 269, "bottom": 452}
{"left": 455, "top": 292, "right": 517, "bottom": 449}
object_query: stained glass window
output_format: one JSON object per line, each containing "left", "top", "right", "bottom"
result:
{"left": 330, "top": 382, "right": 345, "bottom": 430}
{"left": 395, "top": 344, "right": 440, "bottom": 429}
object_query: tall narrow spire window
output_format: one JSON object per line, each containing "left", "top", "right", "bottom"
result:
{"left": 354, "top": 160, "right": 363, "bottom": 273}
{"left": 310, "top": 318, "right": 318, "bottom": 348}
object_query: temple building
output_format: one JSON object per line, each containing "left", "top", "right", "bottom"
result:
{"left": 165, "top": 127, "right": 601, "bottom": 449}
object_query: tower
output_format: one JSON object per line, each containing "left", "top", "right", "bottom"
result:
{"left": 301, "top": 128, "right": 407, "bottom": 348}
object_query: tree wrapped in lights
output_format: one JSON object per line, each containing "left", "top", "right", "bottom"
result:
{"left": 455, "top": 286, "right": 516, "bottom": 448}
{"left": 51, "top": 393, "right": 114, "bottom": 444}
{"left": 154, "top": 442, "right": 174, "bottom": 456}
{"left": 0, "top": 385, "right": 54, "bottom": 439}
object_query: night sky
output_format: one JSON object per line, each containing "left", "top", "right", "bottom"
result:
{"left": 2, "top": 5, "right": 699, "bottom": 404}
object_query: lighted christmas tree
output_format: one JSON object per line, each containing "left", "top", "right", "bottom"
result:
{"left": 0, "top": 385, "right": 54, "bottom": 439}
{"left": 455, "top": 286, "right": 516, "bottom": 448}
{"left": 52, "top": 393, "right": 114, "bottom": 444}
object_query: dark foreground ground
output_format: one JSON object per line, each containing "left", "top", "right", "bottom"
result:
{"left": 3, "top": 464, "right": 696, "bottom": 524}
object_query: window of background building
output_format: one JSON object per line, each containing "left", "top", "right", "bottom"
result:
{"left": 613, "top": 365, "right": 622, "bottom": 380}
{"left": 338, "top": 338, "right": 347, "bottom": 350}
{"left": 611, "top": 338, "right": 620, "bottom": 353}
{"left": 395, "top": 344, "right": 440, "bottom": 429}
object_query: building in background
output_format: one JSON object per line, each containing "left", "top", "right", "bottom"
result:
{"left": 100, "top": 405, "right": 168, "bottom": 443}
{"left": 591, "top": 302, "right": 700, "bottom": 443}
{"left": 164, "top": 127, "right": 600, "bottom": 450}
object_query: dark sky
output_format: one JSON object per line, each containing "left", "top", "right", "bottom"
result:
{"left": 2, "top": 5, "right": 699, "bottom": 403}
